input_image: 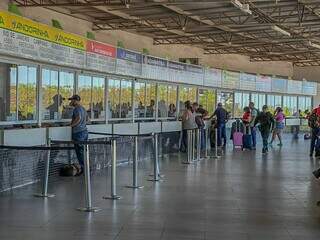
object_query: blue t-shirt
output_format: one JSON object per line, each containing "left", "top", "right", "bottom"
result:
{"left": 214, "top": 107, "right": 228, "bottom": 125}
{"left": 72, "top": 105, "right": 87, "bottom": 134}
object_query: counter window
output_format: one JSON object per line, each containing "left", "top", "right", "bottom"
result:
{"left": 0, "top": 63, "right": 38, "bottom": 122}
{"left": 78, "top": 75, "right": 105, "bottom": 120}
{"left": 134, "top": 81, "right": 156, "bottom": 119}
{"left": 283, "top": 96, "right": 297, "bottom": 116}
{"left": 251, "top": 93, "right": 266, "bottom": 111}
{"left": 42, "top": 69, "right": 74, "bottom": 121}
{"left": 199, "top": 89, "right": 216, "bottom": 116}
{"left": 158, "top": 84, "right": 177, "bottom": 118}
{"left": 108, "top": 78, "right": 132, "bottom": 120}
{"left": 267, "top": 95, "right": 282, "bottom": 113}
{"left": 217, "top": 91, "right": 233, "bottom": 117}
{"left": 179, "top": 86, "right": 197, "bottom": 114}
{"left": 234, "top": 92, "right": 250, "bottom": 117}
{"left": 298, "top": 96, "right": 312, "bottom": 116}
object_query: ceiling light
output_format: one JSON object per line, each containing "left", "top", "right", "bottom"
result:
{"left": 231, "top": 0, "right": 252, "bottom": 15}
{"left": 271, "top": 25, "right": 291, "bottom": 37}
{"left": 308, "top": 41, "right": 320, "bottom": 49}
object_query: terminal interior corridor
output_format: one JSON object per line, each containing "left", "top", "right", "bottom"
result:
{"left": 0, "top": 135, "right": 320, "bottom": 240}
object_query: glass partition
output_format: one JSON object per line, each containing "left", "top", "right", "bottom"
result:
{"left": 298, "top": 96, "right": 312, "bottom": 115}
{"left": 78, "top": 74, "right": 105, "bottom": 120}
{"left": 251, "top": 93, "right": 265, "bottom": 111}
{"left": 158, "top": 84, "right": 177, "bottom": 118}
{"left": 283, "top": 95, "right": 297, "bottom": 116}
{"left": 199, "top": 88, "right": 216, "bottom": 116}
{"left": 234, "top": 92, "right": 250, "bottom": 117}
{"left": 0, "top": 63, "right": 38, "bottom": 122}
{"left": 217, "top": 91, "right": 233, "bottom": 117}
{"left": 108, "top": 77, "right": 132, "bottom": 120}
{"left": 134, "top": 81, "right": 156, "bottom": 119}
{"left": 179, "top": 86, "right": 197, "bottom": 115}
{"left": 267, "top": 95, "right": 282, "bottom": 113}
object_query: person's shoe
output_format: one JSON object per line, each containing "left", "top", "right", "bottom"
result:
{"left": 252, "top": 147, "right": 256, "bottom": 150}
{"left": 312, "top": 168, "right": 320, "bottom": 179}
{"left": 75, "top": 167, "right": 83, "bottom": 177}
{"left": 262, "top": 149, "right": 267, "bottom": 154}
{"left": 277, "top": 143, "right": 283, "bottom": 147}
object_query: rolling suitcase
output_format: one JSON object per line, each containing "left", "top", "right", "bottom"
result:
{"left": 242, "top": 125, "right": 252, "bottom": 150}
{"left": 233, "top": 121, "right": 243, "bottom": 149}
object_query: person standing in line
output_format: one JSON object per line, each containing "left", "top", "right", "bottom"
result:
{"left": 194, "top": 103, "right": 208, "bottom": 150}
{"left": 309, "top": 105, "right": 320, "bottom": 157}
{"left": 254, "top": 105, "right": 275, "bottom": 154}
{"left": 270, "top": 107, "right": 285, "bottom": 147}
{"left": 69, "top": 94, "right": 88, "bottom": 175}
{"left": 249, "top": 102, "right": 259, "bottom": 150}
{"left": 207, "top": 103, "right": 229, "bottom": 147}
{"left": 180, "top": 102, "right": 197, "bottom": 152}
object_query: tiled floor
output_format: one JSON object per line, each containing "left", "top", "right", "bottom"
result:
{"left": 1, "top": 135, "right": 320, "bottom": 239}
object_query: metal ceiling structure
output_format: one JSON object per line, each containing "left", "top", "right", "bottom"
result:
{"left": 13, "top": 0, "right": 320, "bottom": 67}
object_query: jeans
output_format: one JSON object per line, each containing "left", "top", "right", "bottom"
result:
{"left": 72, "top": 130, "right": 88, "bottom": 168}
{"left": 251, "top": 127, "right": 257, "bottom": 148}
{"left": 200, "top": 128, "right": 206, "bottom": 150}
{"left": 310, "top": 128, "right": 320, "bottom": 155}
{"left": 217, "top": 123, "right": 226, "bottom": 147}
{"left": 260, "top": 130, "right": 270, "bottom": 151}
{"left": 180, "top": 129, "right": 188, "bottom": 152}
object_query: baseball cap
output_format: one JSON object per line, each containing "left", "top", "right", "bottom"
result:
{"left": 68, "top": 94, "right": 81, "bottom": 101}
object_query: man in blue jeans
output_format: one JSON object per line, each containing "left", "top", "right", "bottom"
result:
{"left": 249, "top": 102, "right": 258, "bottom": 150}
{"left": 69, "top": 94, "right": 88, "bottom": 175}
{"left": 209, "top": 103, "right": 228, "bottom": 147}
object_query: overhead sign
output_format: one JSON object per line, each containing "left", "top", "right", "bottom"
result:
{"left": 287, "top": 80, "right": 302, "bottom": 94}
{"left": 240, "top": 73, "right": 256, "bottom": 91}
{"left": 272, "top": 78, "right": 287, "bottom": 93}
{"left": 204, "top": 68, "right": 222, "bottom": 87}
{"left": 167, "top": 61, "right": 186, "bottom": 83}
{"left": 116, "top": 48, "right": 142, "bottom": 76}
{"left": 256, "top": 75, "right": 272, "bottom": 92}
{"left": 86, "top": 40, "right": 116, "bottom": 73}
{"left": 142, "top": 55, "right": 168, "bottom": 81}
{"left": 185, "top": 65, "right": 203, "bottom": 85}
{"left": 222, "top": 70, "right": 240, "bottom": 89}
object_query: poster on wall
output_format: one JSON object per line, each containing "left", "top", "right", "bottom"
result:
{"left": 222, "top": 70, "right": 240, "bottom": 89}
{"left": 86, "top": 40, "right": 116, "bottom": 73}
{"left": 272, "top": 78, "right": 288, "bottom": 93}
{"left": 303, "top": 81, "right": 317, "bottom": 96}
{"left": 142, "top": 55, "right": 168, "bottom": 81}
{"left": 240, "top": 73, "right": 256, "bottom": 91}
{"left": 0, "top": 11, "right": 86, "bottom": 68}
{"left": 256, "top": 75, "right": 272, "bottom": 92}
{"left": 116, "top": 48, "right": 142, "bottom": 76}
{"left": 167, "top": 61, "right": 186, "bottom": 83}
{"left": 204, "top": 68, "right": 222, "bottom": 87}
{"left": 185, "top": 65, "right": 204, "bottom": 85}
{"left": 287, "top": 80, "right": 303, "bottom": 94}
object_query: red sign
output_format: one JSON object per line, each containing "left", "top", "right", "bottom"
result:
{"left": 86, "top": 40, "right": 116, "bottom": 58}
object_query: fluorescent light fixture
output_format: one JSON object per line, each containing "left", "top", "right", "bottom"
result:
{"left": 231, "top": 0, "right": 252, "bottom": 15}
{"left": 308, "top": 41, "right": 320, "bottom": 49}
{"left": 271, "top": 25, "right": 291, "bottom": 37}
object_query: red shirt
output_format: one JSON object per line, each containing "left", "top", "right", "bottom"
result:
{"left": 313, "top": 107, "right": 320, "bottom": 116}
{"left": 242, "top": 112, "right": 251, "bottom": 124}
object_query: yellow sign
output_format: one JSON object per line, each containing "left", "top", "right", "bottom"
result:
{"left": 0, "top": 11, "right": 86, "bottom": 50}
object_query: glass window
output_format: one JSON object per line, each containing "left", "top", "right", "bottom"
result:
{"left": 251, "top": 93, "right": 265, "bottom": 111}
{"left": 59, "top": 71, "right": 74, "bottom": 120}
{"left": 234, "top": 92, "right": 249, "bottom": 117}
{"left": 298, "top": 96, "right": 312, "bottom": 116}
{"left": 0, "top": 63, "right": 38, "bottom": 122}
{"left": 146, "top": 83, "right": 156, "bottom": 118}
{"left": 217, "top": 91, "right": 233, "bottom": 117}
{"left": 78, "top": 75, "right": 105, "bottom": 120}
{"left": 267, "top": 95, "right": 282, "bottom": 114}
{"left": 108, "top": 78, "right": 120, "bottom": 119}
{"left": 134, "top": 82, "right": 146, "bottom": 118}
{"left": 42, "top": 69, "right": 74, "bottom": 120}
{"left": 120, "top": 80, "right": 132, "bottom": 119}
{"left": 179, "top": 86, "right": 197, "bottom": 114}
{"left": 199, "top": 88, "right": 216, "bottom": 116}
{"left": 158, "top": 84, "right": 177, "bottom": 118}
{"left": 283, "top": 96, "right": 297, "bottom": 116}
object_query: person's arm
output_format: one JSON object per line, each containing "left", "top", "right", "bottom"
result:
{"left": 70, "top": 108, "right": 81, "bottom": 127}
{"left": 254, "top": 114, "right": 260, "bottom": 127}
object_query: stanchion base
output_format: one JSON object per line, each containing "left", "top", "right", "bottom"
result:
{"left": 103, "top": 195, "right": 122, "bottom": 200}
{"left": 33, "top": 193, "right": 55, "bottom": 198}
{"left": 181, "top": 161, "right": 193, "bottom": 164}
{"left": 148, "top": 178, "right": 163, "bottom": 182}
{"left": 77, "top": 207, "right": 101, "bottom": 212}
{"left": 212, "top": 156, "right": 221, "bottom": 159}
{"left": 125, "top": 185, "right": 144, "bottom": 189}
{"left": 149, "top": 174, "right": 165, "bottom": 178}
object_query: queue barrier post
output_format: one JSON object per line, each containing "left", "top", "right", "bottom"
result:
{"left": 149, "top": 133, "right": 161, "bottom": 182}
{"left": 103, "top": 138, "right": 122, "bottom": 200}
{"left": 126, "top": 136, "right": 144, "bottom": 189}
{"left": 34, "top": 138, "right": 55, "bottom": 198}
{"left": 192, "top": 129, "right": 196, "bottom": 162}
{"left": 196, "top": 128, "right": 201, "bottom": 161}
{"left": 77, "top": 144, "right": 101, "bottom": 212}
{"left": 204, "top": 127, "right": 210, "bottom": 159}
{"left": 213, "top": 128, "right": 220, "bottom": 159}
{"left": 182, "top": 129, "right": 193, "bottom": 164}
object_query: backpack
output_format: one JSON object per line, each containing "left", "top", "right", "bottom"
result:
{"left": 308, "top": 112, "right": 320, "bottom": 129}
{"left": 59, "top": 163, "right": 82, "bottom": 177}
